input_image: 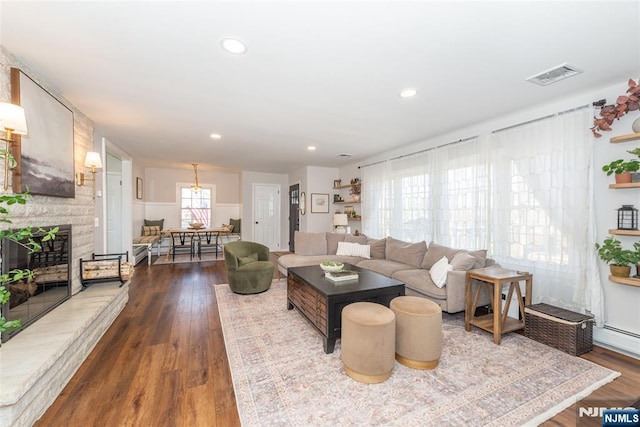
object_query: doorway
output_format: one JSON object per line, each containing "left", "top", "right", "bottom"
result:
{"left": 289, "top": 183, "right": 300, "bottom": 252}
{"left": 105, "top": 153, "right": 123, "bottom": 253}
{"left": 252, "top": 183, "right": 281, "bottom": 251}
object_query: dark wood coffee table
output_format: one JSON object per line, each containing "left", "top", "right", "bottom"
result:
{"left": 287, "top": 264, "right": 405, "bottom": 353}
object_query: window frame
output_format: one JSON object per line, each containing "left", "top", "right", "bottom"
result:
{"left": 175, "top": 183, "right": 216, "bottom": 228}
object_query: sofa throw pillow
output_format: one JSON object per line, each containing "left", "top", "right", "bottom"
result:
{"left": 367, "top": 238, "right": 386, "bottom": 259}
{"left": 326, "top": 232, "right": 346, "bottom": 255}
{"left": 144, "top": 219, "right": 164, "bottom": 230}
{"left": 141, "top": 225, "right": 161, "bottom": 236}
{"left": 229, "top": 218, "right": 241, "bottom": 234}
{"left": 345, "top": 234, "right": 368, "bottom": 244}
{"left": 336, "top": 241, "right": 371, "bottom": 258}
{"left": 238, "top": 252, "right": 259, "bottom": 266}
{"left": 421, "top": 242, "right": 461, "bottom": 270}
{"left": 429, "top": 256, "right": 452, "bottom": 288}
{"left": 385, "top": 237, "right": 427, "bottom": 268}
{"left": 465, "top": 249, "right": 487, "bottom": 269}
{"left": 294, "top": 231, "right": 328, "bottom": 256}
{"left": 451, "top": 252, "right": 476, "bottom": 271}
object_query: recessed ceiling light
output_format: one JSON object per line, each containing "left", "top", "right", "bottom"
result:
{"left": 307, "top": 146, "right": 316, "bottom": 151}
{"left": 400, "top": 88, "right": 418, "bottom": 98}
{"left": 220, "top": 37, "right": 247, "bottom": 55}
{"left": 210, "top": 133, "right": 222, "bottom": 140}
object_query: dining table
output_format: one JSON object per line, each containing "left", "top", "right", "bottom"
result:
{"left": 161, "top": 227, "right": 232, "bottom": 260}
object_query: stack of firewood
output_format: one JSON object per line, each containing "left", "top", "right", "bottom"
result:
{"left": 81, "top": 261, "right": 135, "bottom": 281}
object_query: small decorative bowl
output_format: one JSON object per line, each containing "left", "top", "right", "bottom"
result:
{"left": 189, "top": 222, "right": 204, "bottom": 229}
{"left": 320, "top": 262, "right": 344, "bottom": 272}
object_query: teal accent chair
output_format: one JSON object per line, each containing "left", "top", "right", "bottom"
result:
{"left": 224, "top": 241, "right": 274, "bottom": 294}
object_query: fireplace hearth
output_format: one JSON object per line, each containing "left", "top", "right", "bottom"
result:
{"left": 1, "top": 224, "right": 72, "bottom": 342}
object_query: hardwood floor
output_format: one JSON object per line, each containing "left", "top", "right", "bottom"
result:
{"left": 35, "top": 259, "right": 639, "bottom": 426}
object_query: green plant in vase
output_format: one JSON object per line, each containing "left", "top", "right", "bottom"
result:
{"left": 602, "top": 159, "right": 640, "bottom": 184}
{"left": 595, "top": 236, "right": 636, "bottom": 277}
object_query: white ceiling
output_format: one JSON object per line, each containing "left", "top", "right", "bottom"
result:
{"left": 1, "top": 1, "right": 639, "bottom": 173}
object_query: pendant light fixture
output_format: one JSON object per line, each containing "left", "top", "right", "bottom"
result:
{"left": 191, "top": 163, "right": 201, "bottom": 191}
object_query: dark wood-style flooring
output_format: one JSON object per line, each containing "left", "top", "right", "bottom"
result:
{"left": 35, "top": 257, "right": 639, "bottom": 426}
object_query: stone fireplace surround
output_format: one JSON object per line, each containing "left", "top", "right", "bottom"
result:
{"left": 0, "top": 282, "right": 128, "bottom": 426}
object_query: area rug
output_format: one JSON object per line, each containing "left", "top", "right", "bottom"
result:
{"left": 215, "top": 280, "right": 619, "bottom": 427}
{"left": 153, "top": 252, "right": 223, "bottom": 265}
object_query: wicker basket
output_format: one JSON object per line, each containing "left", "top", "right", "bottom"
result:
{"left": 524, "top": 303, "right": 594, "bottom": 356}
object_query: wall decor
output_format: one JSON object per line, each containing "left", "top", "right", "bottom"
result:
{"left": 311, "top": 193, "right": 329, "bottom": 213}
{"left": 136, "top": 177, "right": 143, "bottom": 200}
{"left": 11, "top": 68, "right": 75, "bottom": 197}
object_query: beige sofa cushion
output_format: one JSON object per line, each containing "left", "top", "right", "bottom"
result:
{"left": 421, "top": 242, "right": 461, "bottom": 269}
{"left": 422, "top": 241, "right": 488, "bottom": 270}
{"left": 355, "top": 259, "right": 414, "bottom": 277}
{"left": 451, "top": 252, "right": 476, "bottom": 271}
{"left": 367, "top": 237, "right": 386, "bottom": 259}
{"left": 392, "top": 269, "right": 446, "bottom": 299}
{"left": 326, "top": 232, "right": 346, "bottom": 255}
{"left": 294, "top": 231, "right": 327, "bottom": 256}
{"left": 345, "top": 234, "right": 368, "bottom": 244}
{"left": 385, "top": 237, "right": 427, "bottom": 268}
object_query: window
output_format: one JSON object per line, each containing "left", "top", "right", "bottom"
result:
{"left": 362, "top": 108, "right": 601, "bottom": 319}
{"left": 179, "top": 186, "right": 213, "bottom": 228}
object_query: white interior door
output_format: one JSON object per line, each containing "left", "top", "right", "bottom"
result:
{"left": 253, "top": 184, "right": 280, "bottom": 251}
{"left": 106, "top": 156, "right": 123, "bottom": 253}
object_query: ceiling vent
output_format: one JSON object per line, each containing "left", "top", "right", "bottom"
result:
{"left": 526, "top": 63, "right": 583, "bottom": 86}
{"left": 337, "top": 153, "right": 354, "bottom": 158}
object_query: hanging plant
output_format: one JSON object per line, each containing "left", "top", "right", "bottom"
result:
{"left": 591, "top": 78, "right": 640, "bottom": 138}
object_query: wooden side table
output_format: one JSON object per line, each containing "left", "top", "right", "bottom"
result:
{"left": 465, "top": 266, "right": 532, "bottom": 344}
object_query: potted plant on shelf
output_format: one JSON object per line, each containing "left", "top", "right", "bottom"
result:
{"left": 602, "top": 159, "right": 640, "bottom": 184}
{"left": 591, "top": 78, "right": 640, "bottom": 138}
{"left": 595, "top": 236, "right": 636, "bottom": 277}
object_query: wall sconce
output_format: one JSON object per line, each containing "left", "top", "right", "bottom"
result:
{"left": 76, "top": 151, "right": 103, "bottom": 198}
{"left": 0, "top": 102, "right": 28, "bottom": 191}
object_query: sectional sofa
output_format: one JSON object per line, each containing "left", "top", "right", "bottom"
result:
{"left": 277, "top": 231, "right": 495, "bottom": 313}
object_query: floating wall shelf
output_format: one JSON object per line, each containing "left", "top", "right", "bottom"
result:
{"left": 608, "top": 275, "right": 640, "bottom": 287}
{"left": 610, "top": 133, "right": 640, "bottom": 143}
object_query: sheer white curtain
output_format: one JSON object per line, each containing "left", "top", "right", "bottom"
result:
{"left": 362, "top": 107, "right": 604, "bottom": 323}
{"left": 490, "top": 108, "right": 602, "bottom": 322}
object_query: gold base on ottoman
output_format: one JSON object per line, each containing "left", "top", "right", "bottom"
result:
{"left": 396, "top": 353, "right": 439, "bottom": 370}
{"left": 343, "top": 365, "right": 392, "bottom": 384}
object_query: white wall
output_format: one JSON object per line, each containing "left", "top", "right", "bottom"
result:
{"left": 340, "top": 79, "right": 640, "bottom": 357}
{"left": 305, "top": 166, "right": 339, "bottom": 233}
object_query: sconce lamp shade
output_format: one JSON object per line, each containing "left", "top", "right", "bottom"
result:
{"left": 0, "top": 102, "right": 28, "bottom": 135}
{"left": 333, "top": 214, "right": 349, "bottom": 227}
{"left": 84, "top": 151, "right": 103, "bottom": 169}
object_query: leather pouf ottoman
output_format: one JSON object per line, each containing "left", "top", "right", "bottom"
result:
{"left": 341, "top": 302, "right": 396, "bottom": 384}
{"left": 390, "top": 295, "right": 442, "bottom": 369}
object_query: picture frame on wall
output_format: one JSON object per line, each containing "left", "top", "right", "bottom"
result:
{"left": 10, "top": 68, "right": 75, "bottom": 198}
{"left": 136, "top": 177, "right": 143, "bottom": 199}
{"left": 311, "top": 193, "right": 329, "bottom": 213}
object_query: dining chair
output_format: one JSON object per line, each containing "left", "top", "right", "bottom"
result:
{"left": 195, "top": 231, "right": 221, "bottom": 259}
{"left": 170, "top": 231, "right": 196, "bottom": 261}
